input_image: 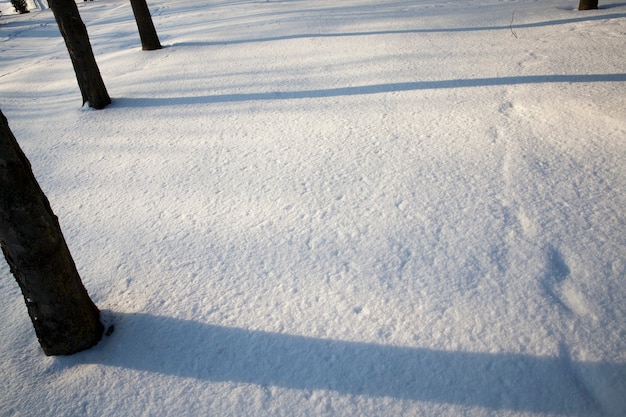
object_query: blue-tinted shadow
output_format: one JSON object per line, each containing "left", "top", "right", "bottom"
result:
{"left": 168, "top": 13, "right": 626, "bottom": 45}
{"left": 113, "top": 74, "right": 626, "bottom": 107}
{"left": 72, "top": 312, "right": 624, "bottom": 415}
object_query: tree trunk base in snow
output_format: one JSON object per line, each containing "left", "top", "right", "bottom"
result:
{"left": 130, "top": 0, "right": 162, "bottom": 51}
{"left": 578, "top": 0, "right": 599, "bottom": 10}
{"left": 47, "top": 0, "right": 111, "bottom": 109}
{"left": 0, "top": 110, "right": 104, "bottom": 356}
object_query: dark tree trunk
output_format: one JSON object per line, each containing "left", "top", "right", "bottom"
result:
{"left": 578, "top": 0, "right": 598, "bottom": 10}
{"left": 130, "top": 0, "right": 162, "bottom": 51}
{"left": 47, "top": 0, "right": 111, "bottom": 109}
{"left": 11, "top": 0, "right": 29, "bottom": 14}
{"left": 0, "top": 110, "right": 103, "bottom": 356}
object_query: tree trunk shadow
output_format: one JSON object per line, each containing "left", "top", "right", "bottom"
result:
{"left": 64, "top": 312, "right": 625, "bottom": 416}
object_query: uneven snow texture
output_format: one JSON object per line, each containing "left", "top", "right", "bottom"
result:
{"left": 1, "top": 0, "right": 625, "bottom": 416}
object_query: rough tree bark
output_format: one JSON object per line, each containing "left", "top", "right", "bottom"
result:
{"left": 130, "top": 0, "right": 162, "bottom": 51}
{"left": 0, "top": 110, "right": 103, "bottom": 355}
{"left": 47, "top": 0, "right": 111, "bottom": 109}
{"left": 578, "top": 0, "right": 598, "bottom": 10}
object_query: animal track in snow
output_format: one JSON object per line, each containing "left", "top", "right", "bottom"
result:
{"left": 517, "top": 50, "right": 544, "bottom": 70}
{"left": 541, "top": 246, "right": 594, "bottom": 319}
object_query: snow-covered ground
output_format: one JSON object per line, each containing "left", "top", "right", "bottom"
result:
{"left": 1, "top": 0, "right": 625, "bottom": 415}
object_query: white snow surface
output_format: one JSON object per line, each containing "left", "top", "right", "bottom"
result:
{"left": 1, "top": 0, "right": 626, "bottom": 415}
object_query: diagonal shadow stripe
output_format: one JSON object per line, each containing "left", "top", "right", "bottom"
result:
{"left": 69, "top": 313, "right": 624, "bottom": 415}
{"left": 113, "top": 74, "right": 626, "bottom": 107}
{"left": 168, "top": 13, "right": 626, "bottom": 46}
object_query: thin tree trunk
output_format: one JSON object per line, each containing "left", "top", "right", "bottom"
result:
{"left": 578, "top": 0, "right": 598, "bottom": 10}
{"left": 0, "top": 110, "right": 103, "bottom": 355}
{"left": 47, "top": 0, "right": 111, "bottom": 109}
{"left": 130, "top": 0, "right": 162, "bottom": 51}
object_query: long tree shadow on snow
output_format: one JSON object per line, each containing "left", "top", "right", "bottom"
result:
{"left": 75, "top": 312, "right": 624, "bottom": 416}
{"left": 163, "top": 12, "right": 626, "bottom": 46}
{"left": 114, "top": 74, "right": 626, "bottom": 107}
